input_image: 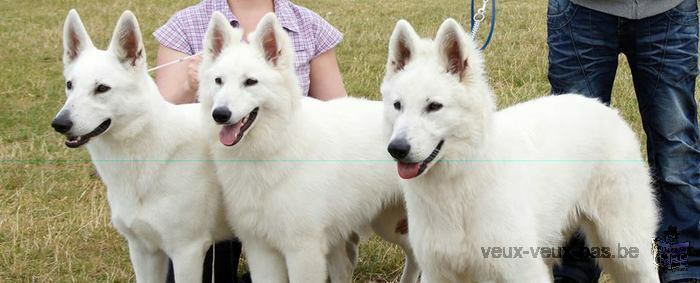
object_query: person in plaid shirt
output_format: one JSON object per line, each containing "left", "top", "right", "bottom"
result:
{"left": 154, "top": 1, "right": 348, "bottom": 282}
{"left": 154, "top": 0, "right": 347, "bottom": 104}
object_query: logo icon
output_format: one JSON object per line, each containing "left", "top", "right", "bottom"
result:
{"left": 654, "top": 226, "right": 689, "bottom": 273}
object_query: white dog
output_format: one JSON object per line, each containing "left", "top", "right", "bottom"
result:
{"left": 197, "top": 12, "right": 419, "bottom": 283}
{"left": 381, "top": 18, "right": 659, "bottom": 282}
{"left": 52, "top": 10, "right": 233, "bottom": 282}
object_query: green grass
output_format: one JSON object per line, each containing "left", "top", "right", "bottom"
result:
{"left": 0, "top": 0, "right": 697, "bottom": 282}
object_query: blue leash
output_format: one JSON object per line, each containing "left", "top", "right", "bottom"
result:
{"left": 470, "top": 0, "right": 496, "bottom": 50}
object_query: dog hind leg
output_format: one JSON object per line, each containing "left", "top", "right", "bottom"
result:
{"left": 326, "top": 232, "right": 359, "bottom": 283}
{"left": 497, "top": 258, "right": 552, "bottom": 283}
{"left": 399, "top": 246, "right": 420, "bottom": 283}
{"left": 579, "top": 164, "right": 659, "bottom": 283}
{"left": 371, "top": 204, "right": 420, "bottom": 283}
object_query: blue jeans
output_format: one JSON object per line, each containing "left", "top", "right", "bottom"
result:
{"left": 547, "top": 0, "right": 700, "bottom": 282}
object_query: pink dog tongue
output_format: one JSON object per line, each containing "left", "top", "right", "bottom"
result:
{"left": 219, "top": 122, "right": 244, "bottom": 146}
{"left": 397, "top": 162, "right": 421, "bottom": 179}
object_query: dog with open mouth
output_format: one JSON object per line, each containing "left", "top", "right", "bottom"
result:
{"left": 381, "top": 18, "right": 660, "bottom": 282}
{"left": 197, "top": 12, "right": 420, "bottom": 283}
{"left": 51, "top": 10, "right": 233, "bottom": 282}
{"left": 52, "top": 112, "right": 111, "bottom": 148}
{"left": 213, "top": 106, "right": 258, "bottom": 147}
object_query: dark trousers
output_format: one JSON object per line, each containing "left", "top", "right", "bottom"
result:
{"left": 547, "top": 0, "right": 700, "bottom": 282}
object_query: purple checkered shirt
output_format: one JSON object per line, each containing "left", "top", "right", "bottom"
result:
{"left": 154, "top": 0, "right": 343, "bottom": 96}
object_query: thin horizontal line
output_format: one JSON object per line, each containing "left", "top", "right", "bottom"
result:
{"left": 0, "top": 159, "right": 646, "bottom": 164}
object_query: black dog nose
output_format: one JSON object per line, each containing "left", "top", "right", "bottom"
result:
{"left": 212, "top": 107, "right": 232, "bottom": 124}
{"left": 51, "top": 113, "right": 73, "bottom": 134}
{"left": 388, "top": 139, "right": 411, "bottom": 160}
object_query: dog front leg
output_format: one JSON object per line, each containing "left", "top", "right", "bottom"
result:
{"left": 243, "top": 238, "right": 288, "bottom": 282}
{"left": 170, "top": 241, "right": 210, "bottom": 283}
{"left": 128, "top": 241, "right": 168, "bottom": 283}
{"left": 286, "top": 244, "right": 328, "bottom": 283}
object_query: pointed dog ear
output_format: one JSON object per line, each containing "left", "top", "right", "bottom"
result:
{"left": 203, "top": 12, "right": 242, "bottom": 61}
{"left": 251, "top": 13, "right": 292, "bottom": 68}
{"left": 108, "top": 10, "right": 145, "bottom": 69}
{"left": 63, "top": 9, "right": 95, "bottom": 65}
{"left": 434, "top": 18, "right": 476, "bottom": 81}
{"left": 386, "top": 19, "right": 420, "bottom": 77}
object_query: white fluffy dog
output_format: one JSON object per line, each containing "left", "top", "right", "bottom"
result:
{"left": 52, "top": 10, "right": 232, "bottom": 282}
{"left": 381, "top": 18, "right": 660, "bottom": 282}
{"left": 197, "top": 12, "right": 419, "bottom": 283}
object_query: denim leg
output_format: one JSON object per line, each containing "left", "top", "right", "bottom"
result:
{"left": 624, "top": 0, "right": 700, "bottom": 281}
{"left": 547, "top": 1, "right": 621, "bottom": 282}
{"left": 547, "top": 0, "right": 619, "bottom": 104}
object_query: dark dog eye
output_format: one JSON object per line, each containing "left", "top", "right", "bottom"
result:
{"left": 66, "top": 81, "right": 73, "bottom": 90}
{"left": 215, "top": 77, "right": 223, "bottom": 85}
{"left": 244, "top": 78, "right": 258, "bottom": 87}
{"left": 393, "top": 101, "right": 402, "bottom": 111}
{"left": 426, "top": 102, "right": 443, "bottom": 112}
{"left": 95, "top": 84, "right": 111, "bottom": 94}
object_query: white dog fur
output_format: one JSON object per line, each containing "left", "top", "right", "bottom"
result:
{"left": 197, "top": 12, "right": 419, "bottom": 283}
{"left": 54, "top": 10, "right": 233, "bottom": 282}
{"left": 381, "top": 18, "right": 659, "bottom": 282}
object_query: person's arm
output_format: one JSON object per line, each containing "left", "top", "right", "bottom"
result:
{"left": 154, "top": 45, "right": 200, "bottom": 104}
{"left": 308, "top": 48, "right": 347, "bottom": 101}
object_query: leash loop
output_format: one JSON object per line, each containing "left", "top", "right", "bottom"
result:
{"left": 470, "top": 0, "right": 496, "bottom": 50}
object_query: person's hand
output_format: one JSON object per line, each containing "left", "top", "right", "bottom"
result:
{"left": 185, "top": 55, "right": 202, "bottom": 92}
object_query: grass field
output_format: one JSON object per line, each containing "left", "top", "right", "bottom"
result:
{"left": 0, "top": 0, "right": 698, "bottom": 282}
